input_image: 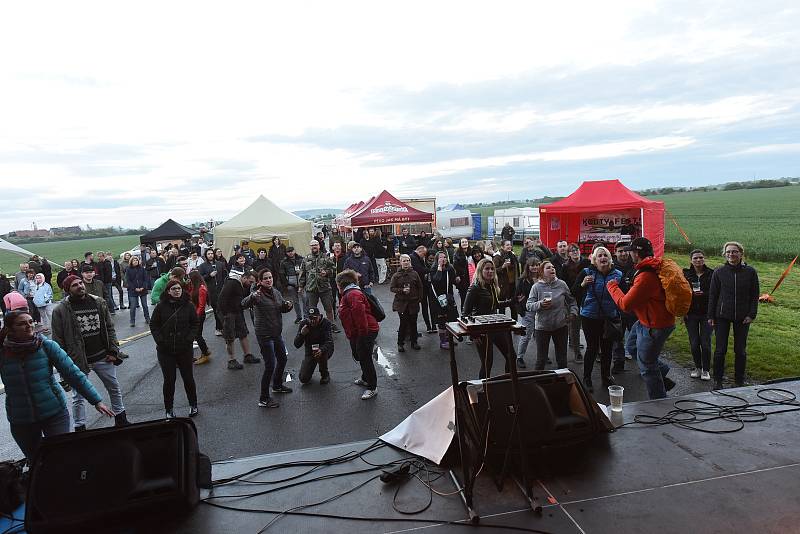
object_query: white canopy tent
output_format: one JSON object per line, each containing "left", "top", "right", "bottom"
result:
{"left": 0, "top": 237, "right": 37, "bottom": 260}
{"left": 214, "top": 195, "right": 313, "bottom": 257}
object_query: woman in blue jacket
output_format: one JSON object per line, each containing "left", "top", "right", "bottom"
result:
{"left": 571, "top": 246, "right": 622, "bottom": 392}
{"left": 0, "top": 311, "right": 114, "bottom": 459}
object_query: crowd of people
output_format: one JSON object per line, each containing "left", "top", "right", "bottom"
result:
{"left": 0, "top": 228, "right": 760, "bottom": 461}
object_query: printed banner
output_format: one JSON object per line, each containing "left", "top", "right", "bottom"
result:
{"left": 579, "top": 210, "right": 641, "bottom": 243}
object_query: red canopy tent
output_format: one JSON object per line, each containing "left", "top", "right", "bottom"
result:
{"left": 348, "top": 190, "right": 434, "bottom": 227}
{"left": 538, "top": 179, "right": 665, "bottom": 256}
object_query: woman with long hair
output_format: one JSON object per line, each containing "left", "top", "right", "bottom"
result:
{"left": 572, "top": 246, "right": 623, "bottom": 392}
{"left": 452, "top": 238, "right": 471, "bottom": 310}
{"left": 189, "top": 271, "right": 212, "bottom": 365}
{"left": 0, "top": 311, "right": 114, "bottom": 458}
{"left": 515, "top": 258, "right": 541, "bottom": 367}
{"left": 467, "top": 247, "right": 486, "bottom": 284}
{"left": 125, "top": 255, "right": 150, "bottom": 327}
{"left": 268, "top": 236, "right": 287, "bottom": 287}
{"left": 149, "top": 280, "right": 200, "bottom": 418}
{"left": 528, "top": 260, "right": 578, "bottom": 371}
{"left": 430, "top": 251, "right": 459, "bottom": 349}
{"left": 198, "top": 248, "right": 227, "bottom": 336}
{"left": 462, "top": 258, "right": 515, "bottom": 378}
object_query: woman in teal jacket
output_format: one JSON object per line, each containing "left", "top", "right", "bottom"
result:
{"left": 0, "top": 311, "right": 114, "bottom": 459}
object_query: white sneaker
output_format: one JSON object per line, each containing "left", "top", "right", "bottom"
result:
{"left": 361, "top": 389, "right": 377, "bottom": 400}
{"left": 354, "top": 378, "right": 369, "bottom": 387}
{"left": 700, "top": 370, "right": 711, "bottom": 381}
{"left": 690, "top": 368, "right": 701, "bottom": 378}
{"left": 214, "top": 329, "right": 223, "bottom": 337}
{"left": 625, "top": 353, "right": 633, "bottom": 360}
{"left": 192, "top": 341, "right": 200, "bottom": 349}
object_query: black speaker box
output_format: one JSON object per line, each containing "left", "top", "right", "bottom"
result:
{"left": 25, "top": 418, "right": 200, "bottom": 533}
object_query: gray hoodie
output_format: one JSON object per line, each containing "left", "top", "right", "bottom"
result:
{"left": 526, "top": 277, "right": 578, "bottom": 331}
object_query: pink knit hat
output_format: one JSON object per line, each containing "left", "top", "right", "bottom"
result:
{"left": 3, "top": 292, "right": 28, "bottom": 312}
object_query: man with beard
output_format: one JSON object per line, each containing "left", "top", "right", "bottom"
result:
{"left": 52, "top": 275, "right": 130, "bottom": 431}
{"left": 494, "top": 240, "right": 520, "bottom": 320}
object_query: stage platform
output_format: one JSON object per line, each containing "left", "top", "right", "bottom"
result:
{"left": 169, "top": 381, "right": 800, "bottom": 533}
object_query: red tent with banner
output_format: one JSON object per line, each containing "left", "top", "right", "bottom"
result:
{"left": 348, "top": 190, "right": 434, "bottom": 227}
{"left": 538, "top": 179, "right": 665, "bottom": 256}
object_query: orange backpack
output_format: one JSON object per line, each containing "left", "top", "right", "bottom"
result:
{"left": 656, "top": 258, "right": 692, "bottom": 317}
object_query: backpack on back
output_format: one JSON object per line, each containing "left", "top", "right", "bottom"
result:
{"left": 344, "top": 287, "right": 386, "bottom": 322}
{"left": 642, "top": 258, "right": 692, "bottom": 317}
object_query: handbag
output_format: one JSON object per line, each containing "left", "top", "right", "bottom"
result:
{"left": 431, "top": 270, "right": 451, "bottom": 309}
{"left": 602, "top": 317, "right": 624, "bottom": 340}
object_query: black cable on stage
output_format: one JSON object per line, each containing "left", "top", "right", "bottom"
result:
{"left": 202, "top": 498, "right": 555, "bottom": 533}
{"left": 617, "top": 387, "right": 800, "bottom": 434}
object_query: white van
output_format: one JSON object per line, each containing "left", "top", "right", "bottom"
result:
{"left": 493, "top": 207, "right": 540, "bottom": 243}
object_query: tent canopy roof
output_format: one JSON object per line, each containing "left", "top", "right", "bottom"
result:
{"left": 215, "top": 195, "right": 309, "bottom": 230}
{"left": 139, "top": 219, "right": 194, "bottom": 244}
{"left": 540, "top": 179, "right": 663, "bottom": 213}
{"left": 0, "top": 238, "right": 37, "bottom": 260}
{"left": 349, "top": 190, "right": 434, "bottom": 227}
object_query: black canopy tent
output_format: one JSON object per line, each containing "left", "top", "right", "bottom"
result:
{"left": 139, "top": 219, "right": 194, "bottom": 245}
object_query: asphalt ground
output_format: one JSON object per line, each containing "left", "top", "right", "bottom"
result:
{"left": 0, "top": 283, "right": 716, "bottom": 462}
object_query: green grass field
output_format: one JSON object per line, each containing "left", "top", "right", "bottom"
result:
{"left": 652, "top": 186, "right": 800, "bottom": 262}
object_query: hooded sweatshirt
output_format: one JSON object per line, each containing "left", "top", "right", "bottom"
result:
{"left": 526, "top": 277, "right": 578, "bottom": 331}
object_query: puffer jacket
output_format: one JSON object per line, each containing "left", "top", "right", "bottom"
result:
{"left": 573, "top": 266, "right": 623, "bottom": 320}
{"left": 389, "top": 268, "right": 422, "bottom": 313}
{"left": 0, "top": 338, "right": 102, "bottom": 425}
{"left": 149, "top": 293, "right": 199, "bottom": 353}
{"left": 242, "top": 286, "right": 291, "bottom": 338}
{"left": 707, "top": 262, "right": 759, "bottom": 322}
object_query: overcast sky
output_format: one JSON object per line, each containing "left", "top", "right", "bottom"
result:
{"left": 1, "top": 1, "right": 798, "bottom": 233}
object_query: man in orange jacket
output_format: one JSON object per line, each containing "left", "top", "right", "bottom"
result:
{"left": 606, "top": 238, "right": 676, "bottom": 399}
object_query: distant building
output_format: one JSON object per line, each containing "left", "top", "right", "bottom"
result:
{"left": 49, "top": 226, "right": 82, "bottom": 236}
{"left": 14, "top": 229, "right": 50, "bottom": 238}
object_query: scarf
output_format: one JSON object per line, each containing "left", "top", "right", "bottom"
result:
{"left": 2, "top": 333, "right": 45, "bottom": 356}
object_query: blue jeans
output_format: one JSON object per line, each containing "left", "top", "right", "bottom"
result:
{"left": 627, "top": 321, "right": 675, "bottom": 399}
{"left": 257, "top": 336, "right": 288, "bottom": 400}
{"left": 10, "top": 407, "right": 70, "bottom": 459}
{"left": 73, "top": 360, "right": 125, "bottom": 427}
{"left": 713, "top": 318, "right": 750, "bottom": 384}
{"left": 685, "top": 315, "right": 712, "bottom": 372}
{"left": 128, "top": 292, "right": 150, "bottom": 324}
{"left": 516, "top": 313, "right": 535, "bottom": 360}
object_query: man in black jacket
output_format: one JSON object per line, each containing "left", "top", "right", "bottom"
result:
{"left": 295, "top": 307, "right": 334, "bottom": 385}
{"left": 360, "top": 228, "right": 382, "bottom": 282}
{"left": 97, "top": 252, "right": 118, "bottom": 315}
{"left": 411, "top": 245, "right": 435, "bottom": 333}
{"left": 217, "top": 270, "right": 260, "bottom": 369}
{"left": 708, "top": 241, "right": 759, "bottom": 388}
{"left": 398, "top": 228, "right": 417, "bottom": 255}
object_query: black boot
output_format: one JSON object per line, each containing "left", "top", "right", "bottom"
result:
{"left": 114, "top": 410, "right": 131, "bottom": 427}
{"left": 74, "top": 425, "right": 86, "bottom": 432}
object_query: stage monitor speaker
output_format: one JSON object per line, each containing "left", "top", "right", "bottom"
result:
{"left": 25, "top": 418, "right": 201, "bottom": 534}
{"left": 456, "top": 369, "right": 612, "bottom": 461}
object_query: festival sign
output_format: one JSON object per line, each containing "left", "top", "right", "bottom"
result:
{"left": 579, "top": 210, "right": 641, "bottom": 244}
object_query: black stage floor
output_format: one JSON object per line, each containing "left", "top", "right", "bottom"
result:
{"left": 170, "top": 380, "right": 800, "bottom": 533}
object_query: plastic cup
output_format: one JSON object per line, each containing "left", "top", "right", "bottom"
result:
{"left": 608, "top": 385, "right": 624, "bottom": 412}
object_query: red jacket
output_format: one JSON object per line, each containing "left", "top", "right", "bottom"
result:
{"left": 194, "top": 284, "right": 208, "bottom": 317}
{"left": 339, "top": 285, "right": 379, "bottom": 338}
{"left": 606, "top": 257, "right": 675, "bottom": 329}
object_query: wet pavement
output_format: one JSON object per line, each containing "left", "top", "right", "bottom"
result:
{"left": 0, "top": 284, "right": 718, "bottom": 462}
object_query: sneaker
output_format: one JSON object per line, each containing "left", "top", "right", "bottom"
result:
{"left": 165, "top": 411, "right": 175, "bottom": 419}
{"left": 320, "top": 374, "right": 330, "bottom": 385}
{"left": 411, "top": 342, "right": 421, "bottom": 350}
{"left": 398, "top": 344, "right": 406, "bottom": 353}
{"left": 700, "top": 370, "right": 711, "bottom": 381}
{"left": 118, "top": 351, "right": 129, "bottom": 359}
{"left": 258, "top": 399, "right": 279, "bottom": 408}
{"left": 354, "top": 378, "right": 369, "bottom": 387}
{"left": 74, "top": 425, "right": 86, "bottom": 432}
{"left": 690, "top": 368, "right": 701, "bottom": 378}
{"left": 516, "top": 357, "right": 526, "bottom": 368}
{"left": 192, "top": 341, "right": 200, "bottom": 349}
{"left": 227, "top": 359, "right": 244, "bottom": 370}
{"left": 625, "top": 353, "right": 633, "bottom": 360}
{"left": 272, "top": 385, "right": 293, "bottom": 394}
{"left": 663, "top": 376, "right": 677, "bottom": 392}
{"left": 574, "top": 353, "right": 584, "bottom": 363}
{"left": 243, "top": 353, "right": 261, "bottom": 364}
{"left": 331, "top": 325, "right": 342, "bottom": 333}
{"left": 361, "top": 389, "right": 377, "bottom": 400}
{"left": 129, "top": 323, "right": 136, "bottom": 328}
{"left": 188, "top": 406, "right": 198, "bottom": 417}
{"left": 214, "top": 329, "right": 223, "bottom": 336}
{"left": 194, "top": 354, "right": 211, "bottom": 365}
{"left": 714, "top": 379, "right": 723, "bottom": 390}
{"left": 294, "top": 318, "right": 302, "bottom": 324}
{"left": 426, "top": 328, "right": 437, "bottom": 334}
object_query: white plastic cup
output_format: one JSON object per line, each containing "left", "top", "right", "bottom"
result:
{"left": 608, "top": 385, "right": 624, "bottom": 412}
